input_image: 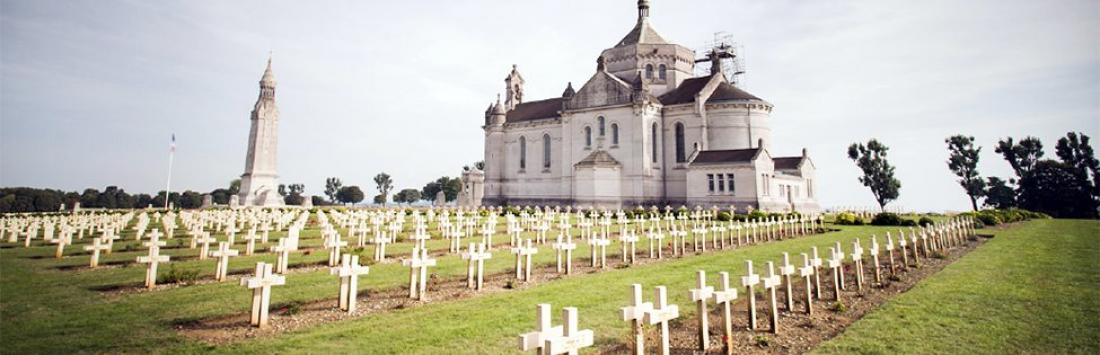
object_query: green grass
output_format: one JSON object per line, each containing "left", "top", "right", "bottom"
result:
{"left": 815, "top": 219, "right": 1100, "bottom": 354}
{"left": 1, "top": 218, "right": 1094, "bottom": 354}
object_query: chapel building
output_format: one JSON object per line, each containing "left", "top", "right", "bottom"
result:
{"left": 480, "top": 0, "right": 820, "bottom": 213}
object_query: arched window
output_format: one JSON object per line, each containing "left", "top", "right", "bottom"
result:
{"left": 674, "top": 123, "right": 686, "bottom": 162}
{"left": 645, "top": 64, "right": 654, "bottom": 79}
{"left": 584, "top": 126, "right": 592, "bottom": 147}
{"left": 611, "top": 123, "right": 619, "bottom": 146}
{"left": 658, "top": 64, "right": 667, "bottom": 80}
{"left": 519, "top": 136, "right": 526, "bottom": 170}
{"left": 651, "top": 123, "right": 658, "bottom": 163}
{"left": 597, "top": 116, "right": 606, "bottom": 136}
{"left": 542, "top": 134, "right": 551, "bottom": 169}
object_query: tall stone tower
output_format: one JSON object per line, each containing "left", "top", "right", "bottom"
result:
{"left": 238, "top": 56, "right": 283, "bottom": 207}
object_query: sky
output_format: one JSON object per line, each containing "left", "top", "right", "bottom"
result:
{"left": 1, "top": 0, "right": 1097, "bottom": 212}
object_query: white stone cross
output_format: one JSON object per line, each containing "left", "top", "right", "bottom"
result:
{"left": 643, "top": 286, "right": 679, "bottom": 355}
{"left": 544, "top": 307, "right": 594, "bottom": 355}
{"left": 373, "top": 233, "right": 391, "bottom": 262}
{"left": 461, "top": 243, "right": 492, "bottom": 290}
{"left": 271, "top": 238, "right": 292, "bottom": 274}
{"left": 714, "top": 271, "right": 738, "bottom": 352}
{"left": 324, "top": 232, "right": 348, "bottom": 267}
{"left": 51, "top": 233, "right": 70, "bottom": 259}
{"left": 195, "top": 232, "right": 216, "bottom": 261}
{"left": 552, "top": 234, "right": 577, "bottom": 275}
{"left": 798, "top": 253, "right": 815, "bottom": 315}
{"left": 136, "top": 246, "right": 170, "bottom": 288}
{"left": 620, "top": 284, "right": 653, "bottom": 355}
{"left": 886, "top": 233, "right": 897, "bottom": 275}
{"left": 512, "top": 239, "right": 538, "bottom": 282}
{"left": 779, "top": 252, "right": 796, "bottom": 311}
{"left": 402, "top": 247, "right": 436, "bottom": 301}
{"left": 211, "top": 242, "right": 239, "bottom": 282}
{"left": 83, "top": 237, "right": 110, "bottom": 268}
{"left": 689, "top": 270, "right": 715, "bottom": 351}
{"left": 833, "top": 241, "right": 846, "bottom": 289}
{"left": 243, "top": 229, "right": 260, "bottom": 256}
{"left": 870, "top": 235, "right": 882, "bottom": 284}
{"left": 741, "top": 260, "right": 761, "bottom": 330}
{"left": 620, "top": 231, "right": 639, "bottom": 264}
{"left": 588, "top": 236, "right": 610, "bottom": 268}
{"left": 827, "top": 247, "right": 844, "bottom": 301}
{"left": 518, "top": 303, "right": 563, "bottom": 353}
{"left": 851, "top": 239, "right": 865, "bottom": 291}
{"left": 240, "top": 262, "right": 286, "bottom": 328}
{"left": 647, "top": 231, "right": 665, "bottom": 259}
{"left": 330, "top": 254, "right": 370, "bottom": 313}
{"left": 763, "top": 261, "right": 782, "bottom": 334}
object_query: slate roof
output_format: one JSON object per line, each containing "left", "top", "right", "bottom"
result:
{"left": 616, "top": 19, "right": 668, "bottom": 47}
{"left": 506, "top": 98, "right": 565, "bottom": 123}
{"left": 774, "top": 157, "right": 805, "bottom": 170}
{"left": 691, "top": 149, "right": 760, "bottom": 164}
{"left": 658, "top": 74, "right": 762, "bottom": 105}
{"left": 574, "top": 150, "right": 621, "bottom": 167}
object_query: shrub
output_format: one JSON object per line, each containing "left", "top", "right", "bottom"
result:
{"left": 975, "top": 212, "right": 1000, "bottom": 226}
{"left": 900, "top": 219, "right": 918, "bottom": 227}
{"left": 835, "top": 212, "right": 860, "bottom": 225}
{"left": 160, "top": 264, "right": 200, "bottom": 284}
{"left": 918, "top": 216, "right": 935, "bottom": 227}
{"left": 717, "top": 211, "right": 732, "bottom": 222}
{"left": 831, "top": 302, "right": 848, "bottom": 314}
{"left": 280, "top": 300, "right": 305, "bottom": 315}
{"left": 754, "top": 335, "right": 770, "bottom": 347}
{"left": 871, "top": 212, "right": 904, "bottom": 226}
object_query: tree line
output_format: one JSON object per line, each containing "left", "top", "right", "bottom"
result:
{"left": 848, "top": 131, "right": 1098, "bottom": 218}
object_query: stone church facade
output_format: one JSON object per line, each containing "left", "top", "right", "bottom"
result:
{"left": 481, "top": 0, "right": 820, "bottom": 213}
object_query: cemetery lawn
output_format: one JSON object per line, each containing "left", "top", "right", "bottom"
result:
{"left": 2, "top": 219, "right": 1096, "bottom": 354}
{"left": 816, "top": 219, "right": 1100, "bottom": 354}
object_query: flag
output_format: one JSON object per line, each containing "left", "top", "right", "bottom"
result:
{"left": 170, "top": 134, "right": 176, "bottom": 153}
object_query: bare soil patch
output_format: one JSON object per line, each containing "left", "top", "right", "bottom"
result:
{"left": 600, "top": 234, "right": 990, "bottom": 354}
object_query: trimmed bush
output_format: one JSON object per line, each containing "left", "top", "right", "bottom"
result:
{"left": 871, "top": 212, "right": 904, "bottom": 226}
{"left": 918, "top": 216, "right": 935, "bottom": 227}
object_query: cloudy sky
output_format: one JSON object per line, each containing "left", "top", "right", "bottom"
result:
{"left": 1, "top": 0, "right": 1097, "bottom": 211}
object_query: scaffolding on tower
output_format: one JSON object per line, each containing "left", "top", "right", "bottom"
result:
{"left": 694, "top": 32, "right": 746, "bottom": 86}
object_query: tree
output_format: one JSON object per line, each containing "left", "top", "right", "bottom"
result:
{"left": 277, "top": 184, "right": 288, "bottom": 197}
{"left": 983, "top": 177, "right": 1016, "bottom": 209}
{"left": 178, "top": 191, "right": 203, "bottom": 209}
{"left": 324, "top": 177, "right": 343, "bottom": 203}
{"left": 288, "top": 184, "right": 305, "bottom": 195}
{"left": 847, "top": 139, "right": 901, "bottom": 211}
{"left": 420, "top": 176, "right": 463, "bottom": 202}
{"left": 210, "top": 188, "right": 232, "bottom": 204}
{"left": 374, "top": 172, "right": 394, "bottom": 206}
{"left": 995, "top": 136, "right": 1044, "bottom": 179}
{"left": 228, "top": 179, "right": 241, "bottom": 195}
{"left": 1055, "top": 132, "right": 1100, "bottom": 200}
{"left": 336, "top": 186, "right": 365, "bottom": 205}
{"left": 80, "top": 188, "right": 99, "bottom": 208}
{"left": 945, "top": 135, "right": 985, "bottom": 211}
{"left": 1018, "top": 160, "right": 1098, "bottom": 218}
{"left": 373, "top": 194, "right": 386, "bottom": 205}
{"left": 475, "top": 161, "right": 485, "bottom": 170}
{"left": 394, "top": 188, "right": 421, "bottom": 204}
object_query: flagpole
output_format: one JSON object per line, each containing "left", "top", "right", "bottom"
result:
{"left": 164, "top": 136, "right": 175, "bottom": 210}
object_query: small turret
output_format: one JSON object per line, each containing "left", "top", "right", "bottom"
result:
{"left": 562, "top": 82, "right": 575, "bottom": 98}
{"left": 489, "top": 95, "right": 506, "bottom": 126}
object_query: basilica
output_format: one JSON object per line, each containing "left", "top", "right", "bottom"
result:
{"left": 479, "top": 0, "right": 820, "bottom": 213}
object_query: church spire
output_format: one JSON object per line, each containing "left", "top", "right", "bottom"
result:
{"left": 638, "top": 0, "right": 650, "bottom": 20}
{"left": 258, "top": 54, "right": 276, "bottom": 100}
